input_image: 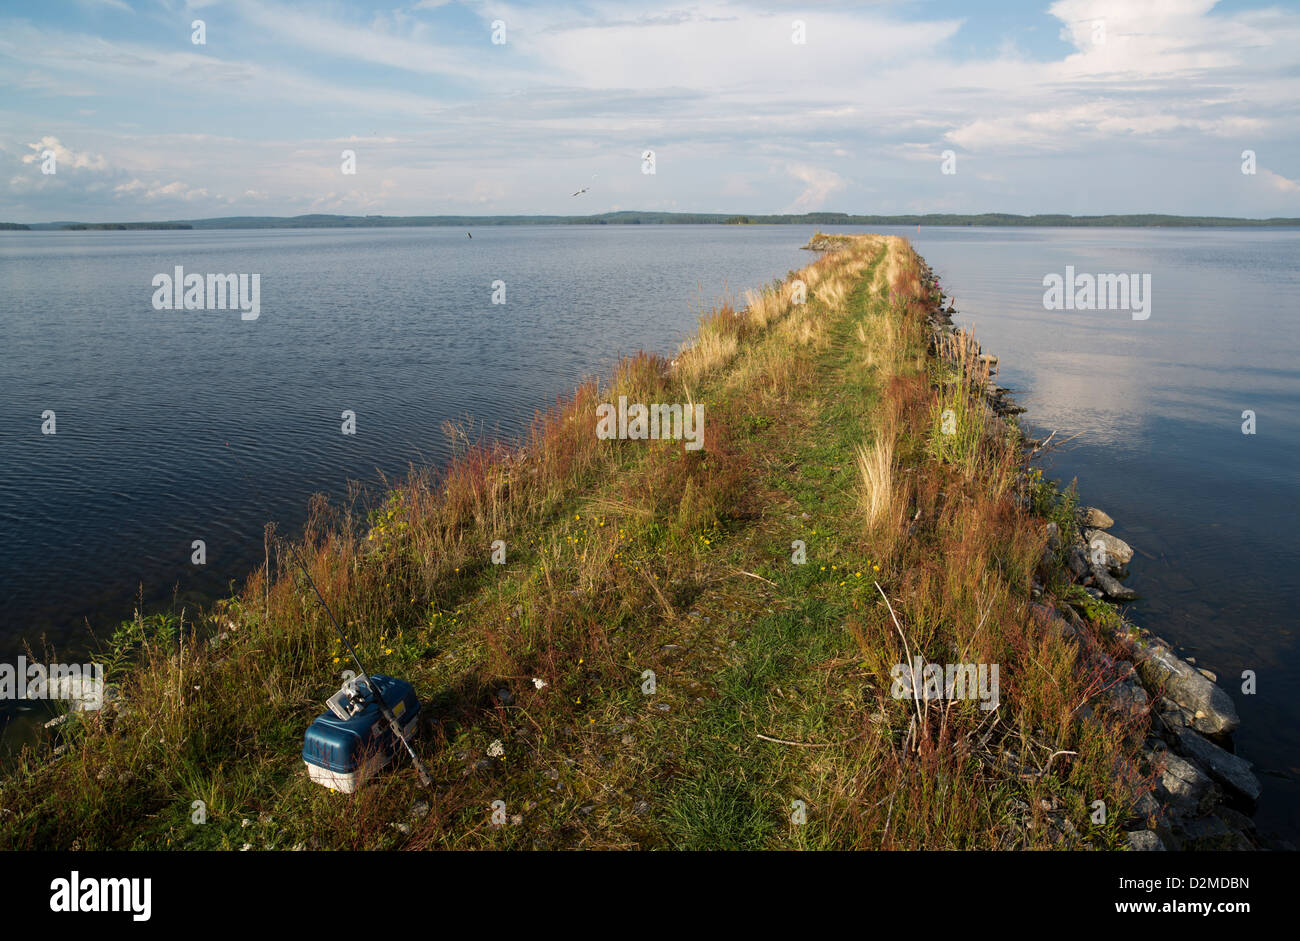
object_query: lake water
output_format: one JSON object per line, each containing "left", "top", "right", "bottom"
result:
{"left": 1, "top": 224, "right": 1296, "bottom": 842}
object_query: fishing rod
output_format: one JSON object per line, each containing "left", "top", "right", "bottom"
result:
{"left": 223, "top": 440, "right": 431, "bottom": 787}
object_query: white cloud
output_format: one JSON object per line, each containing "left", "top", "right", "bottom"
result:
{"left": 20, "top": 136, "right": 108, "bottom": 172}
{"left": 1260, "top": 168, "right": 1300, "bottom": 194}
{"left": 784, "top": 164, "right": 843, "bottom": 212}
{"left": 113, "top": 178, "right": 210, "bottom": 200}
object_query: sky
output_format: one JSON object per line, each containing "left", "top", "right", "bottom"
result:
{"left": 1, "top": 0, "right": 1298, "bottom": 222}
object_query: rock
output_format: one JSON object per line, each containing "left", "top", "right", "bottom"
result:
{"left": 1126, "top": 830, "right": 1166, "bottom": 851}
{"left": 1107, "top": 677, "right": 1149, "bottom": 717}
{"left": 1067, "top": 546, "right": 1090, "bottom": 579}
{"left": 1030, "top": 604, "right": 1081, "bottom": 642}
{"left": 1045, "top": 522, "right": 1061, "bottom": 551}
{"left": 1085, "top": 529, "right": 1134, "bottom": 567}
{"left": 1154, "top": 697, "right": 1193, "bottom": 732}
{"left": 1131, "top": 791, "right": 1161, "bottom": 824}
{"left": 495, "top": 688, "right": 514, "bottom": 706}
{"left": 1081, "top": 507, "right": 1115, "bottom": 530}
{"left": 1084, "top": 587, "right": 1104, "bottom": 600}
{"left": 1171, "top": 727, "right": 1261, "bottom": 803}
{"left": 1091, "top": 564, "right": 1139, "bottom": 601}
{"left": 1196, "top": 667, "right": 1217, "bottom": 682}
{"left": 1212, "top": 805, "right": 1256, "bottom": 835}
{"left": 1178, "top": 815, "right": 1252, "bottom": 851}
{"left": 1153, "top": 750, "right": 1217, "bottom": 818}
{"left": 1135, "top": 644, "right": 1239, "bottom": 735}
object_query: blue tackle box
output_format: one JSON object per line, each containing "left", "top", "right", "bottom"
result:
{"left": 302, "top": 674, "right": 422, "bottom": 792}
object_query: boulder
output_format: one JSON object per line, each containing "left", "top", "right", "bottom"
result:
{"left": 1135, "top": 644, "right": 1240, "bottom": 735}
{"left": 1177, "top": 815, "right": 1253, "bottom": 851}
{"left": 1154, "top": 696, "right": 1193, "bottom": 732}
{"left": 1081, "top": 507, "right": 1115, "bottom": 529}
{"left": 1152, "top": 747, "right": 1218, "bottom": 818}
{"left": 1091, "top": 564, "right": 1139, "bottom": 601}
{"left": 1171, "top": 727, "right": 1261, "bottom": 803}
{"left": 1085, "top": 529, "right": 1134, "bottom": 567}
{"left": 1067, "top": 546, "right": 1090, "bottom": 579}
{"left": 1126, "top": 830, "right": 1166, "bottom": 851}
{"left": 1107, "top": 676, "right": 1149, "bottom": 719}
{"left": 1130, "top": 790, "right": 1161, "bottom": 825}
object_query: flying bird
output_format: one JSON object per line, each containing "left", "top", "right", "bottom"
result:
{"left": 467, "top": 232, "right": 472, "bottom": 239}
{"left": 571, "top": 187, "right": 589, "bottom": 197}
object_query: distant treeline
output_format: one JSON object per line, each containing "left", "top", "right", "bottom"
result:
{"left": 0, "top": 222, "right": 31, "bottom": 230}
{"left": 15, "top": 211, "right": 1300, "bottom": 230}
{"left": 61, "top": 222, "right": 194, "bottom": 230}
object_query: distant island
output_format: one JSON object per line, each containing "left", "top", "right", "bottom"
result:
{"left": 5, "top": 211, "right": 1300, "bottom": 230}
{"left": 61, "top": 222, "right": 193, "bottom": 231}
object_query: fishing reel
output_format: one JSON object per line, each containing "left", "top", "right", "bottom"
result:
{"left": 325, "top": 673, "right": 373, "bottom": 720}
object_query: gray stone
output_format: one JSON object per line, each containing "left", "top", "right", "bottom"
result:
{"left": 1030, "top": 604, "right": 1082, "bottom": 642}
{"left": 1108, "top": 677, "right": 1149, "bottom": 717}
{"left": 1067, "top": 546, "right": 1090, "bottom": 579}
{"left": 1178, "top": 815, "right": 1253, "bottom": 851}
{"left": 1135, "top": 644, "right": 1240, "bottom": 735}
{"left": 1082, "top": 507, "right": 1115, "bottom": 530}
{"left": 1172, "top": 726, "right": 1261, "bottom": 803}
{"left": 1126, "top": 830, "right": 1166, "bottom": 851}
{"left": 1212, "top": 805, "right": 1256, "bottom": 835}
{"left": 1091, "top": 564, "right": 1139, "bottom": 601}
{"left": 1154, "top": 750, "right": 1217, "bottom": 818}
{"left": 1131, "top": 791, "right": 1161, "bottom": 824}
{"left": 1046, "top": 522, "right": 1061, "bottom": 551}
{"left": 1085, "top": 529, "right": 1134, "bottom": 566}
{"left": 1154, "top": 696, "right": 1193, "bottom": 732}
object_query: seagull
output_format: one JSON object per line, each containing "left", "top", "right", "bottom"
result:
{"left": 571, "top": 187, "right": 589, "bottom": 197}
{"left": 467, "top": 231, "right": 472, "bottom": 239}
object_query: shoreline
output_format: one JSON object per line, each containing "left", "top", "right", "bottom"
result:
{"left": 907, "top": 250, "right": 1266, "bottom": 851}
{"left": 8, "top": 212, "right": 1300, "bottom": 231}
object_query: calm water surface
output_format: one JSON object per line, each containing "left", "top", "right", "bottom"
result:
{"left": 1, "top": 224, "right": 1296, "bottom": 841}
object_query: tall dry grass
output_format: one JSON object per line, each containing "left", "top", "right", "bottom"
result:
{"left": 855, "top": 435, "right": 895, "bottom": 531}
